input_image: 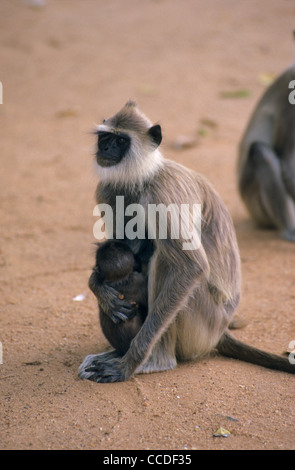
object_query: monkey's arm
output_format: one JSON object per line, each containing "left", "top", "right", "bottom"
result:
{"left": 280, "top": 152, "right": 295, "bottom": 202}
{"left": 273, "top": 71, "right": 295, "bottom": 202}
{"left": 88, "top": 268, "right": 137, "bottom": 324}
{"left": 239, "top": 68, "right": 295, "bottom": 203}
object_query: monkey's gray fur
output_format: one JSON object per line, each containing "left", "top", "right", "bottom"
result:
{"left": 238, "top": 34, "right": 295, "bottom": 241}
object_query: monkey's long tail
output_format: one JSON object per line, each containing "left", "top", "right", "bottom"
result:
{"left": 217, "top": 330, "right": 295, "bottom": 374}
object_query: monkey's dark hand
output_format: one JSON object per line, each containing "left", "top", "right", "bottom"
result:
{"left": 88, "top": 269, "right": 137, "bottom": 324}
{"left": 78, "top": 351, "right": 129, "bottom": 383}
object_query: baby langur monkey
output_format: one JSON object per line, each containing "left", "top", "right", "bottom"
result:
{"left": 238, "top": 32, "right": 295, "bottom": 241}
{"left": 89, "top": 240, "right": 148, "bottom": 355}
{"left": 79, "top": 100, "right": 295, "bottom": 383}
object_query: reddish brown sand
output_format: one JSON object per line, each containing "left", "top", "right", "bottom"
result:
{"left": 1, "top": 0, "right": 295, "bottom": 450}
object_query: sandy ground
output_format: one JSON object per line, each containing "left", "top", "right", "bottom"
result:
{"left": 1, "top": 0, "right": 295, "bottom": 451}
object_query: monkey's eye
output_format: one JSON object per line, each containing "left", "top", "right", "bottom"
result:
{"left": 117, "top": 136, "right": 127, "bottom": 145}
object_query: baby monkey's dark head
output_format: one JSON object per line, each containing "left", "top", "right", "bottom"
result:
{"left": 95, "top": 240, "right": 136, "bottom": 282}
{"left": 94, "top": 101, "right": 163, "bottom": 184}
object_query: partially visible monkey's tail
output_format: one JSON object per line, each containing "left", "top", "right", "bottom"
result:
{"left": 217, "top": 330, "right": 295, "bottom": 374}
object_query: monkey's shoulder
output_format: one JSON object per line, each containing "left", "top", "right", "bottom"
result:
{"left": 149, "top": 158, "right": 222, "bottom": 208}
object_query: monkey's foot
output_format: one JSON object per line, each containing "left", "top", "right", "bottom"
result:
{"left": 280, "top": 228, "right": 295, "bottom": 242}
{"left": 78, "top": 351, "right": 127, "bottom": 383}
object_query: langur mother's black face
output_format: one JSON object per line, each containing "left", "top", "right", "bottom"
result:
{"left": 96, "top": 131, "right": 131, "bottom": 167}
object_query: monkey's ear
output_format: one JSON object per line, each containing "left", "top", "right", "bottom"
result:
{"left": 148, "top": 124, "right": 162, "bottom": 148}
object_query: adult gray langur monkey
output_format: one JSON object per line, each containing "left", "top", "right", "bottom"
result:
{"left": 238, "top": 33, "right": 295, "bottom": 241}
{"left": 78, "top": 101, "right": 295, "bottom": 383}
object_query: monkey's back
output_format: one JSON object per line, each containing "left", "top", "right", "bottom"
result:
{"left": 238, "top": 65, "right": 295, "bottom": 173}
{"left": 146, "top": 159, "right": 241, "bottom": 308}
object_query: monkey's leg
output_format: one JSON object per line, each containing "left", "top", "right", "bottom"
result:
{"left": 135, "top": 323, "right": 177, "bottom": 374}
{"left": 136, "top": 283, "right": 234, "bottom": 373}
{"left": 245, "top": 142, "right": 295, "bottom": 241}
{"left": 281, "top": 155, "right": 295, "bottom": 205}
{"left": 99, "top": 310, "right": 143, "bottom": 356}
